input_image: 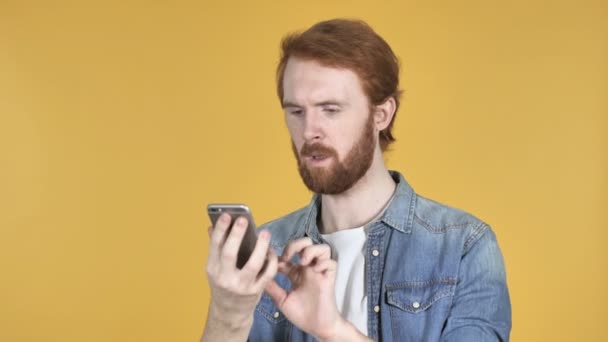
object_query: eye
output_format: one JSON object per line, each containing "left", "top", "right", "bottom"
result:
{"left": 323, "top": 106, "right": 340, "bottom": 114}
{"left": 289, "top": 109, "right": 303, "bottom": 116}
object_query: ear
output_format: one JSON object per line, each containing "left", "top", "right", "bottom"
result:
{"left": 373, "top": 97, "right": 397, "bottom": 131}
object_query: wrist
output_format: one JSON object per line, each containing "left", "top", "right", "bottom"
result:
{"left": 202, "top": 303, "right": 253, "bottom": 342}
{"left": 318, "top": 318, "right": 362, "bottom": 342}
{"left": 208, "top": 302, "right": 254, "bottom": 332}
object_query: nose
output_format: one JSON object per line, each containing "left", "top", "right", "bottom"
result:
{"left": 302, "top": 110, "right": 323, "bottom": 142}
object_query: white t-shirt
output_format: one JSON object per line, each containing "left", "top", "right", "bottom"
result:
{"left": 319, "top": 187, "right": 396, "bottom": 336}
{"left": 321, "top": 227, "right": 368, "bottom": 336}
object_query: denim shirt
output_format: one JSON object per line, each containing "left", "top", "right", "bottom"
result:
{"left": 249, "top": 171, "right": 511, "bottom": 341}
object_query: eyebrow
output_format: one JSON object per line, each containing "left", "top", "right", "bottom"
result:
{"left": 281, "top": 100, "right": 345, "bottom": 108}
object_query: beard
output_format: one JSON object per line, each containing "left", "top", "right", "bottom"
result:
{"left": 292, "top": 114, "right": 376, "bottom": 195}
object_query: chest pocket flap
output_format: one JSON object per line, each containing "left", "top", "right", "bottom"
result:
{"left": 385, "top": 277, "right": 457, "bottom": 313}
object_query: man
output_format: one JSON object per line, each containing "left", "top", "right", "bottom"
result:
{"left": 202, "top": 19, "right": 511, "bottom": 342}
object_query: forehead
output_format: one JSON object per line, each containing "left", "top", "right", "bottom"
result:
{"left": 282, "top": 57, "right": 367, "bottom": 105}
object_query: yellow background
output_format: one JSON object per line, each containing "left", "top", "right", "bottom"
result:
{"left": 1, "top": 1, "right": 606, "bottom": 341}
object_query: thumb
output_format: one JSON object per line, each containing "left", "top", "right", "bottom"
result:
{"left": 264, "top": 280, "right": 287, "bottom": 308}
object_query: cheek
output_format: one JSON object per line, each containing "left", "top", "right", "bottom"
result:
{"left": 336, "top": 125, "right": 359, "bottom": 149}
{"left": 284, "top": 116, "right": 298, "bottom": 133}
{"left": 285, "top": 119, "right": 303, "bottom": 145}
{"left": 331, "top": 135, "right": 354, "bottom": 160}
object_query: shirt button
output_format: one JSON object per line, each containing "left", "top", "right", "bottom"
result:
{"left": 273, "top": 312, "right": 280, "bottom": 318}
{"left": 372, "top": 249, "right": 380, "bottom": 256}
{"left": 373, "top": 305, "right": 380, "bottom": 313}
{"left": 412, "top": 301, "right": 420, "bottom": 309}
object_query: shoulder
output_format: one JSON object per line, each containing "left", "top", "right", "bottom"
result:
{"left": 413, "top": 194, "right": 492, "bottom": 253}
{"left": 258, "top": 204, "right": 311, "bottom": 247}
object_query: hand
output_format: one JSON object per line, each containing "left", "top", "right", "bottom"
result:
{"left": 264, "top": 237, "right": 344, "bottom": 340}
{"left": 204, "top": 213, "right": 278, "bottom": 329}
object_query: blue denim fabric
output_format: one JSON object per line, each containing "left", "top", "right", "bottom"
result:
{"left": 249, "top": 171, "right": 511, "bottom": 341}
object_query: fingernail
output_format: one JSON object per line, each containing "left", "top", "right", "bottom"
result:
{"left": 259, "top": 230, "right": 269, "bottom": 240}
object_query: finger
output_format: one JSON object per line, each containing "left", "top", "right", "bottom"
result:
{"left": 208, "top": 214, "right": 232, "bottom": 262}
{"left": 264, "top": 279, "right": 287, "bottom": 308}
{"left": 280, "top": 237, "right": 313, "bottom": 262}
{"left": 313, "top": 258, "right": 337, "bottom": 274}
{"left": 277, "top": 260, "right": 302, "bottom": 285}
{"left": 277, "top": 260, "right": 296, "bottom": 276}
{"left": 219, "top": 216, "right": 248, "bottom": 269}
{"left": 204, "top": 225, "right": 214, "bottom": 272}
{"left": 242, "top": 230, "right": 271, "bottom": 277}
{"left": 255, "top": 249, "right": 278, "bottom": 289}
{"left": 277, "top": 260, "right": 300, "bottom": 287}
{"left": 299, "top": 244, "right": 331, "bottom": 266}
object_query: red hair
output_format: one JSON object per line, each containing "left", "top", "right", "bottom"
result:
{"left": 276, "top": 19, "right": 403, "bottom": 151}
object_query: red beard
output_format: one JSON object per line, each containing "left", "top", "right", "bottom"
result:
{"left": 292, "top": 114, "right": 376, "bottom": 195}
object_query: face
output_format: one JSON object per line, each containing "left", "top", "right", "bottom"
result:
{"left": 282, "top": 57, "right": 378, "bottom": 194}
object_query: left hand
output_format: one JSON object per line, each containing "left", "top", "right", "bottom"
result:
{"left": 264, "top": 237, "right": 343, "bottom": 340}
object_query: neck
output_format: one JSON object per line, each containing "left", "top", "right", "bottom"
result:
{"left": 319, "top": 148, "right": 396, "bottom": 234}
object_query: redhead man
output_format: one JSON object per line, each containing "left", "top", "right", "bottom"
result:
{"left": 202, "top": 19, "right": 511, "bottom": 342}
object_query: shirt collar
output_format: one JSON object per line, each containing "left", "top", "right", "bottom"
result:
{"left": 300, "top": 170, "right": 416, "bottom": 241}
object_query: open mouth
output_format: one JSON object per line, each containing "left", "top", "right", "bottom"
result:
{"left": 305, "top": 154, "right": 330, "bottom": 164}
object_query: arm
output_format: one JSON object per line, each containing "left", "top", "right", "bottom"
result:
{"left": 201, "top": 304, "right": 252, "bottom": 342}
{"left": 318, "top": 319, "right": 373, "bottom": 342}
{"left": 200, "top": 214, "right": 278, "bottom": 342}
{"left": 441, "top": 226, "right": 512, "bottom": 341}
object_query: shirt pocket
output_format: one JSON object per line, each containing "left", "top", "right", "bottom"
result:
{"left": 254, "top": 272, "right": 291, "bottom": 326}
{"left": 384, "top": 278, "right": 457, "bottom": 341}
{"left": 385, "top": 278, "right": 456, "bottom": 313}
{"left": 255, "top": 293, "right": 288, "bottom": 324}
{"left": 251, "top": 293, "right": 291, "bottom": 342}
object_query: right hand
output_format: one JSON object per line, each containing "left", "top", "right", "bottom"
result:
{"left": 264, "top": 238, "right": 342, "bottom": 339}
{"left": 205, "top": 213, "right": 278, "bottom": 329}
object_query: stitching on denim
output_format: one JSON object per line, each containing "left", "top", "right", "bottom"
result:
{"left": 414, "top": 214, "right": 474, "bottom": 234}
{"left": 366, "top": 234, "right": 375, "bottom": 338}
{"left": 383, "top": 217, "right": 404, "bottom": 232}
{"left": 255, "top": 297, "right": 287, "bottom": 324}
{"left": 390, "top": 305, "right": 400, "bottom": 339}
{"left": 300, "top": 196, "right": 321, "bottom": 241}
{"left": 387, "top": 289, "right": 454, "bottom": 313}
{"left": 463, "top": 222, "right": 488, "bottom": 253}
{"left": 385, "top": 277, "right": 458, "bottom": 289}
{"left": 406, "top": 192, "right": 417, "bottom": 232}
{"left": 366, "top": 228, "right": 388, "bottom": 340}
{"left": 382, "top": 192, "right": 415, "bottom": 234}
{"left": 286, "top": 321, "right": 292, "bottom": 341}
{"left": 255, "top": 305, "right": 287, "bottom": 323}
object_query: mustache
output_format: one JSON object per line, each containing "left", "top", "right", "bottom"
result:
{"left": 300, "top": 143, "right": 337, "bottom": 157}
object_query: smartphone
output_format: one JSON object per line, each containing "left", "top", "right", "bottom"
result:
{"left": 207, "top": 203, "right": 258, "bottom": 269}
